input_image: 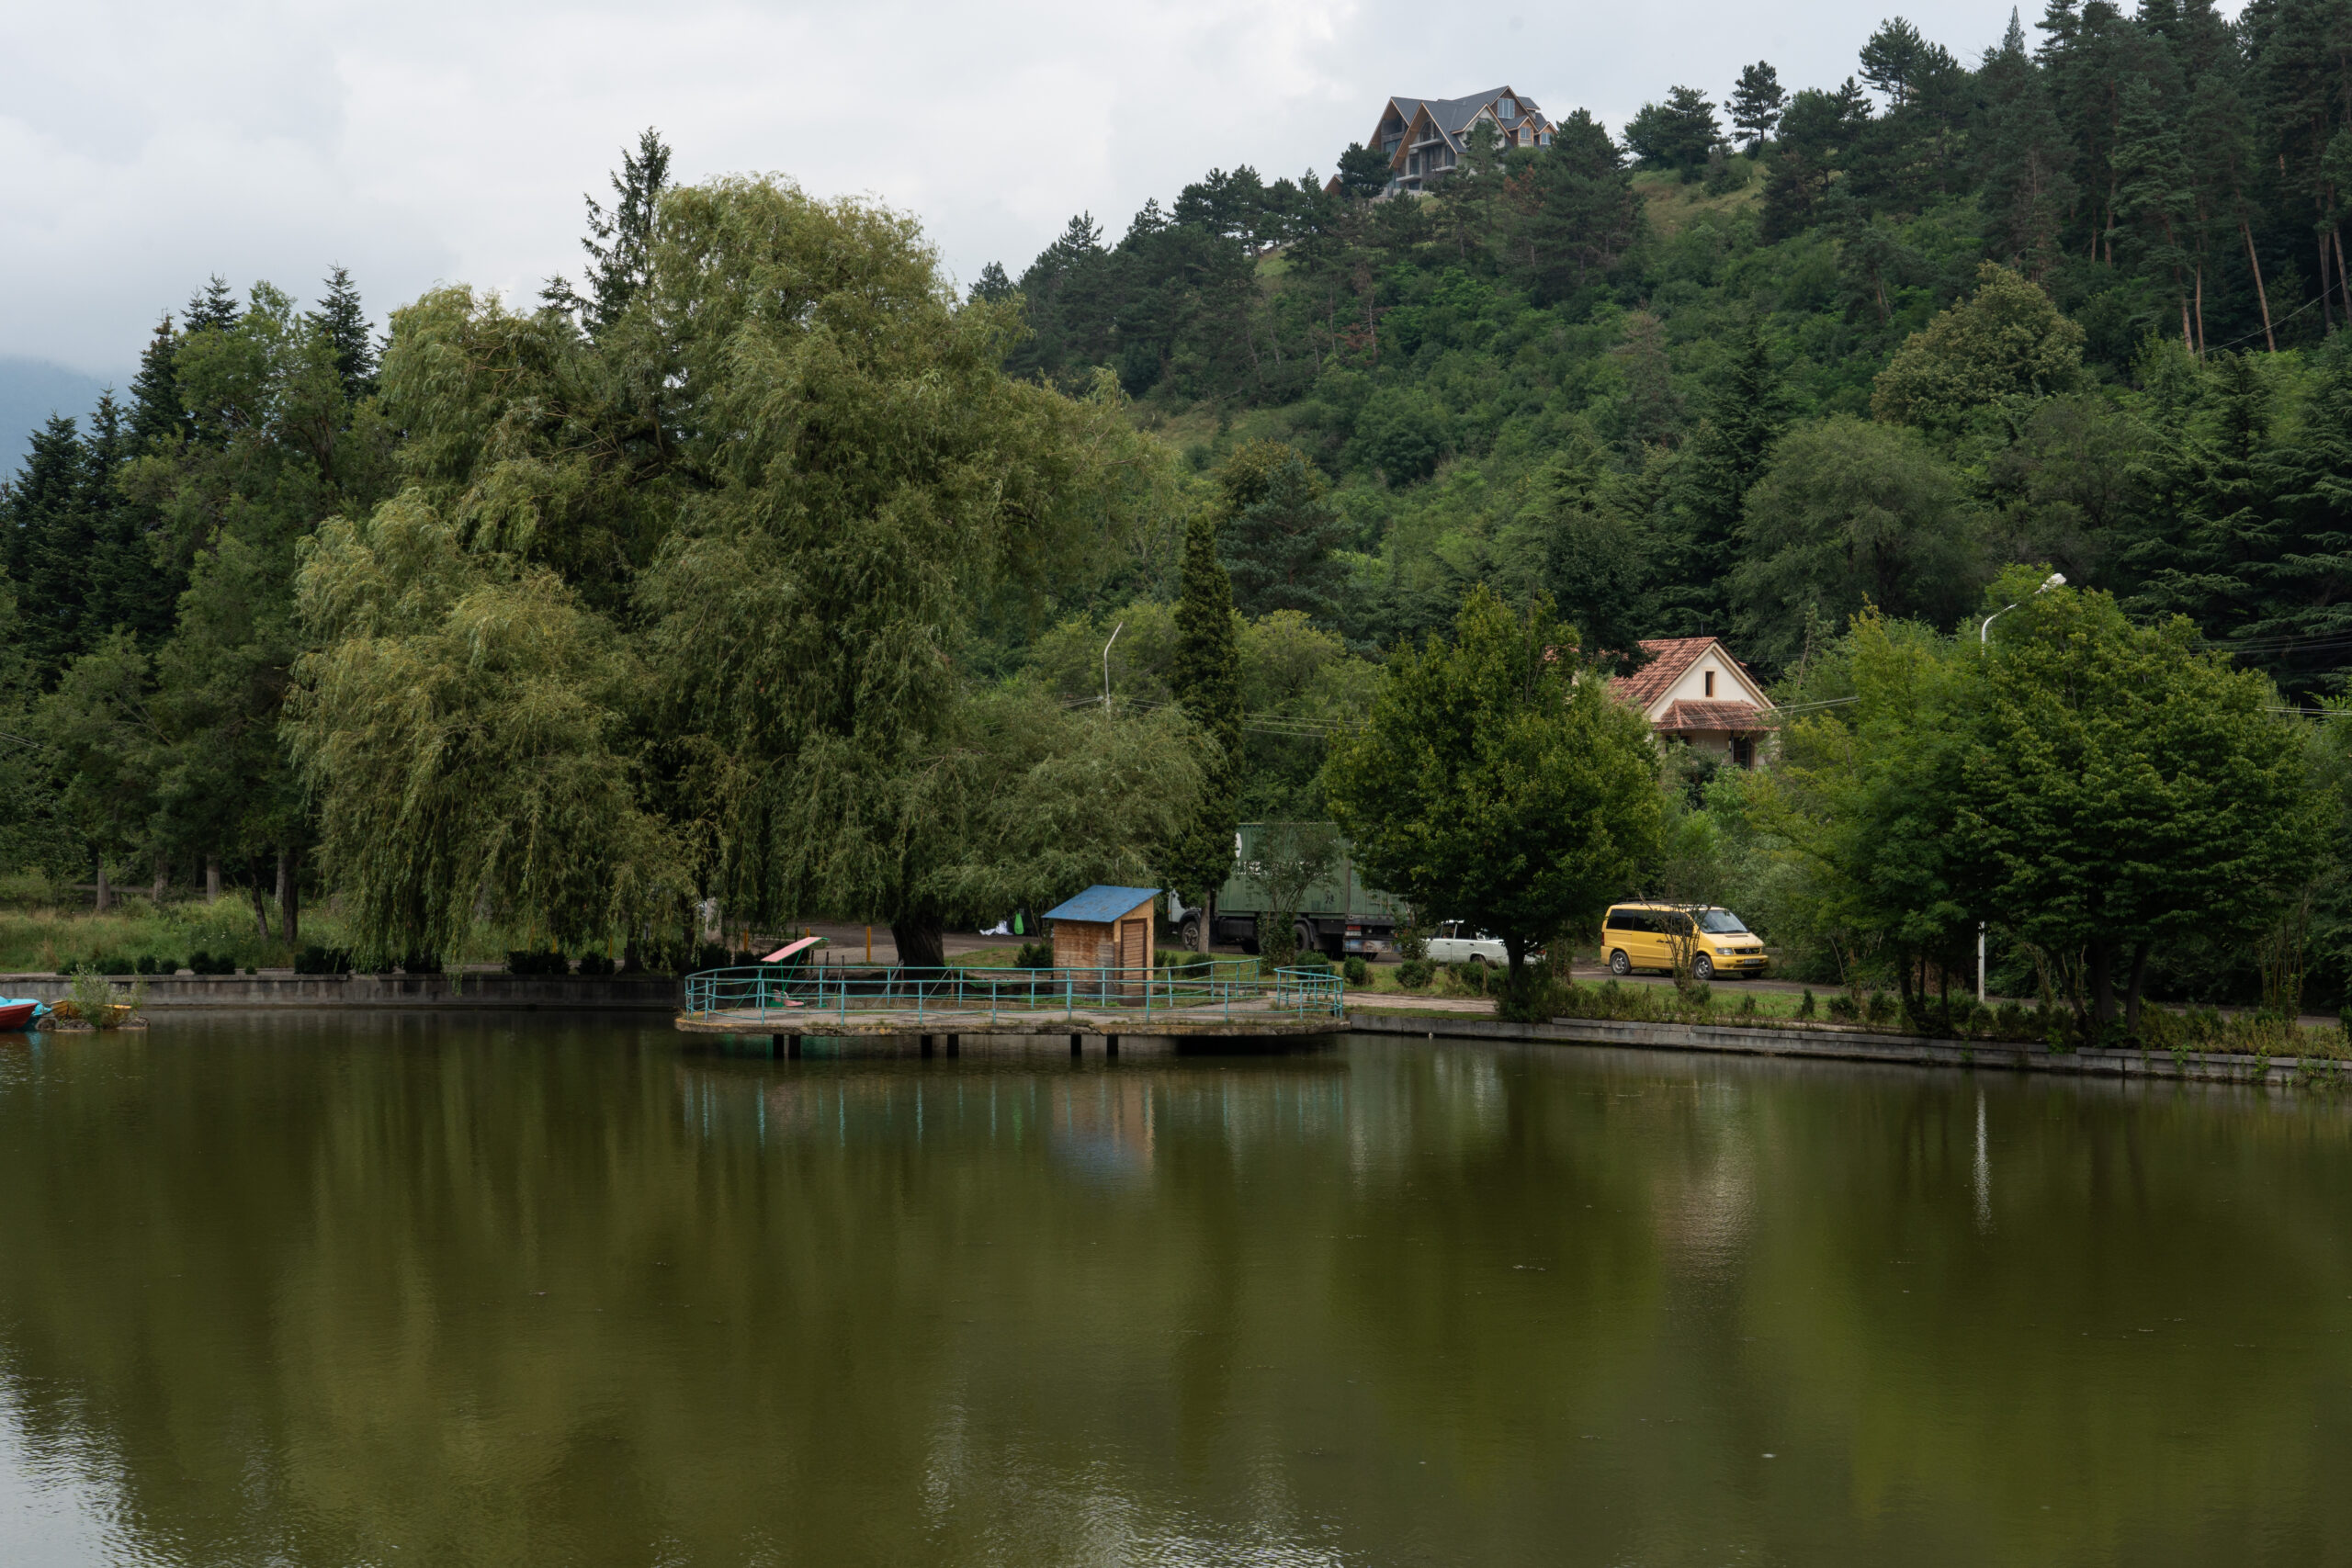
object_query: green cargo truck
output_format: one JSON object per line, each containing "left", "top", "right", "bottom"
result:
{"left": 1167, "top": 822, "right": 1410, "bottom": 961}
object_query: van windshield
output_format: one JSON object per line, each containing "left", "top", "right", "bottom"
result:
{"left": 1697, "top": 909, "right": 1749, "bottom": 934}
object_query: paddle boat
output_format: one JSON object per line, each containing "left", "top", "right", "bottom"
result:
{"left": 0, "top": 998, "right": 51, "bottom": 1032}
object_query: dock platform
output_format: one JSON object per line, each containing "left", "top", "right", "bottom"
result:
{"left": 673, "top": 960, "right": 1344, "bottom": 1047}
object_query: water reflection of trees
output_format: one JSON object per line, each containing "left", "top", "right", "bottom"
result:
{"left": 0, "top": 1024, "right": 2344, "bottom": 1565}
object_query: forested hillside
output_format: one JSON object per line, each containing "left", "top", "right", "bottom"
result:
{"left": 987, "top": 1, "right": 2352, "bottom": 698}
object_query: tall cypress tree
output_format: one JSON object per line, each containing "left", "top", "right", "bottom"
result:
{"left": 1168, "top": 503, "right": 1242, "bottom": 917}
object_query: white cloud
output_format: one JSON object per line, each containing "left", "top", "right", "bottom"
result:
{"left": 2, "top": 0, "right": 2161, "bottom": 377}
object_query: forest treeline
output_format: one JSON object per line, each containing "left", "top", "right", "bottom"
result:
{"left": 3, "top": 2, "right": 2351, "bottom": 1011}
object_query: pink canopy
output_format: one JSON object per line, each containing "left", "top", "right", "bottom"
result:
{"left": 761, "top": 935, "right": 823, "bottom": 963}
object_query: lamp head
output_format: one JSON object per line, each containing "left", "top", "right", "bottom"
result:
{"left": 2040, "top": 572, "right": 2066, "bottom": 591}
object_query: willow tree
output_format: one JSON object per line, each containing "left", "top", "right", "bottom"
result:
{"left": 293, "top": 176, "right": 1185, "bottom": 966}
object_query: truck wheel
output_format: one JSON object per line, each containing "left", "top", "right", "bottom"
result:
{"left": 1294, "top": 921, "right": 1316, "bottom": 960}
{"left": 1609, "top": 950, "right": 1631, "bottom": 976}
{"left": 1180, "top": 915, "right": 1204, "bottom": 952}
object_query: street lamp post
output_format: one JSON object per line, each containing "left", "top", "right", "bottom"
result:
{"left": 1975, "top": 572, "right": 2066, "bottom": 1003}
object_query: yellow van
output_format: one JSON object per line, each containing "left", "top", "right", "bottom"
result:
{"left": 1600, "top": 903, "right": 1768, "bottom": 981}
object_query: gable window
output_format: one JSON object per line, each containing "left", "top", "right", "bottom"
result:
{"left": 1499, "top": 96, "right": 1517, "bottom": 118}
{"left": 1704, "top": 671, "right": 1715, "bottom": 697}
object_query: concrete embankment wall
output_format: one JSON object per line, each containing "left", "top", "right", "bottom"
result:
{"left": 1345, "top": 1011, "right": 2346, "bottom": 1089}
{"left": 0, "top": 973, "right": 682, "bottom": 1011}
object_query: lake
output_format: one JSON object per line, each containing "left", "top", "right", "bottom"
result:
{"left": 0, "top": 1016, "right": 2346, "bottom": 1566}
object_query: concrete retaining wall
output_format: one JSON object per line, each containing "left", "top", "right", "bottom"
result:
{"left": 0, "top": 973, "right": 682, "bottom": 1011}
{"left": 1345, "top": 1010, "right": 2346, "bottom": 1088}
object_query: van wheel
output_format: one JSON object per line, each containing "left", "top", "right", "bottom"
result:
{"left": 1180, "top": 916, "right": 1204, "bottom": 952}
{"left": 1693, "top": 955, "right": 1714, "bottom": 982}
{"left": 1609, "top": 950, "right": 1630, "bottom": 976}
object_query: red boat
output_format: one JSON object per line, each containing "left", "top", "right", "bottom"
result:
{"left": 0, "top": 999, "right": 42, "bottom": 1032}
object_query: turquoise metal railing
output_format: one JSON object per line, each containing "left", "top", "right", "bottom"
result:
{"left": 681, "top": 960, "right": 1344, "bottom": 1026}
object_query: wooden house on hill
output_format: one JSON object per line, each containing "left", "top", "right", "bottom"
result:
{"left": 1043, "top": 886, "right": 1159, "bottom": 973}
{"left": 1363, "top": 88, "right": 1558, "bottom": 195}
{"left": 1607, "top": 637, "right": 1774, "bottom": 768}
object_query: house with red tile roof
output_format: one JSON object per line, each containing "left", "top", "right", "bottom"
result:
{"left": 1606, "top": 637, "right": 1773, "bottom": 767}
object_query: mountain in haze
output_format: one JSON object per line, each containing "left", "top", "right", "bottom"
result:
{"left": 1, "top": 356, "right": 110, "bottom": 472}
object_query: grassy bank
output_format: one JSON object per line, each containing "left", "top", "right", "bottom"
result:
{"left": 0, "top": 873, "right": 359, "bottom": 976}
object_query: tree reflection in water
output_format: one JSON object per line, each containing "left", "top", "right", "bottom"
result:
{"left": 0, "top": 1018, "right": 2344, "bottom": 1567}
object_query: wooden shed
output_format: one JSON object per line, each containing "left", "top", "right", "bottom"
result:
{"left": 1043, "top": 886, "right": 1159, "bottom": 974}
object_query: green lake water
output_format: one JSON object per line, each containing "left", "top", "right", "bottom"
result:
{"left": 0, "top": 1017, "right": 2346, "bottom": 1566}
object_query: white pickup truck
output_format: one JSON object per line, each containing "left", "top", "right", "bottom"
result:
{"left": 1424, "top": 922, "right": 1511, "bottom": 965}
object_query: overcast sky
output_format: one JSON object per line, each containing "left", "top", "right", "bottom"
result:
{"left": 4, "top": 0, "right": 2139, "bottom": 380}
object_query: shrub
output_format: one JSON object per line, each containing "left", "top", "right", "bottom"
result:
{"left": 187, "top": 950, "right": 235, "bottom": 976}
{"left": 293, "top": 945, "right": 354, "bottom": 976}
{"left": 1014, "top": 941, "right": 1055, "bottom": 970}
{"left": 505, "top": 950, "right": 571, "bottom": 976}
{"left": 1797, "top": 987, "right": 1816, "bottom": 1020}
{"left": 1864, "top": 991, "right": 1897, "bottom": 1026}
{"left": 1442, "top": 961, "right": 1493, "bottom": 998}
{"left": 1343, "top": 955, "right": 1369, "bottom": 987}
{"left": 1396, "top": 957, "right": 1434, "bottom": 990}
{"left": 1995, "top": 1000, "right": 2028, "bottom": 1038}
{"left": 575, "top": 953, "right": 616, "bottom": 976}
{"left": 1826, "top": 993, "right": 1859, "bottom": 1022}
{"left": 401, "top": 951, "right": 443, "bottom": 976}
{"left": 1736, "top": 993, "right": 1758, "bottom": 1018}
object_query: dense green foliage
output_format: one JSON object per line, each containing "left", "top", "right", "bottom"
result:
{"left": 1324, "top": 586, "right": 1665, "bottom": 1004}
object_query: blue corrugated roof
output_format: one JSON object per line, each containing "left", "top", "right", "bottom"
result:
{"left": 1042, "top": 886, "right": 1160, "bottom": 924}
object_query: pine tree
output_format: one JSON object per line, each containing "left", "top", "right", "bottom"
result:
{"left": 183, "top": 276, "right": 240, "bottom": 334}
{"left": 7, "top": 415, "right": 96, "bottom": 681}
{"left": 307, "top": 265, "right": 378, "bottom": 400}
{"left": 1860, "top": 17, "right": 1932, "bottom": 106}
{"left": 126, "top": 312, "right": 187, "bottom": 450}
{"left": 2112, "top": 75, "right": 2200, "bottom": 352}
{"left": 1658, "top": 321, "right": 1787, "bottom": 629}
{"left": 1978, "top": 10, "right": 2078, "bottom": 276}
{"left": 968, "top": 262, "right": 1016, "bottom": 302}
{"left": 1504, "top": 110, "right": 1640, "bottom": 299}
{"left": 543, "top": 128, "right": 674, "bottom": 332}
{"left": 1730, "top": 62, "right": 1786, "bottom": 150}
{"left": 2234, "top": 339, "right": 2352, "bottom": 693}
{"left": 1217, "top": 442, "right": 1348, "bottom": 621}
{"left": 1625, "top": 86, "right": 1724, "bottom": 177}
{"left": 1167, "top": 504, "right": 1242, "bottom": 909}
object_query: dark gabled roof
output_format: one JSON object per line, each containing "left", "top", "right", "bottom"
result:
{"left": 1042, "top": 886, "right": 1159, "bottom": 924}
{"left": 1377, "top": 88, "right": 1556, "bottom": 165}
